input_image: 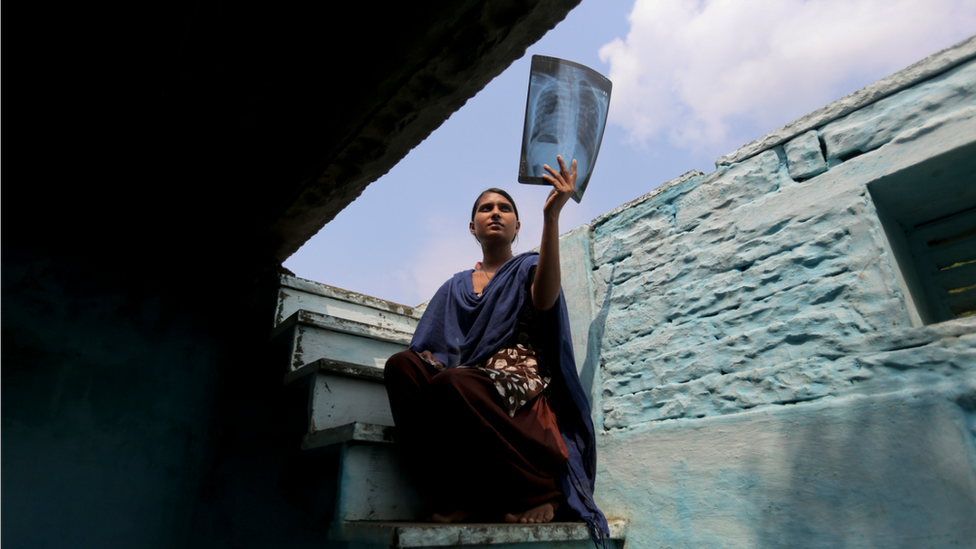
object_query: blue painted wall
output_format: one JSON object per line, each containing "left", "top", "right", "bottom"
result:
{"left": 580, "top": 54, "right": 976, "bottom": 548}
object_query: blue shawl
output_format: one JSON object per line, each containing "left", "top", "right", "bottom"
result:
{"left": 410, "top": 252, "right": 609, "bottom": 546}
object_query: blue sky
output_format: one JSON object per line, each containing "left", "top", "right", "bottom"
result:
{"left": 285, "top": 0, "right": 976, "bottom": 306}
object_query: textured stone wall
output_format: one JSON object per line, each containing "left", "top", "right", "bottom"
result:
{"left": 591, "top": 58, "right": 976, "bottom": 431}
{"left": 584, "top": 47, "right": 976, "bottom": 548}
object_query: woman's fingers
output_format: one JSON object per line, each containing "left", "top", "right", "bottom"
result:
{"left": 559, "top": 155, "right": 575, "bottom": 182}
{"left": 541, "top": 163, "right": 558, "bottom": 179}
{"left": 543, "top": 156, "right": 568, "bottom": 179}
{"left": 542, "top": 155, "right": 576, "bottom": 193}
{"left": 559, "top": 156, "right": 577, "bottom": 186}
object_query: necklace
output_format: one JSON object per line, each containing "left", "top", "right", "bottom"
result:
{"left": 474, "top": 263, "right": 496, "bottom": 297}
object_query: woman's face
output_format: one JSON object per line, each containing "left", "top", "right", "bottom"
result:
{"left": 470, "top": 192, "right": 520, "bottom": 245}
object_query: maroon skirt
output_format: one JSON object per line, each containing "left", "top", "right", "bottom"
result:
{"left": 384, "top": 350, "right": 568, "bottom": 518}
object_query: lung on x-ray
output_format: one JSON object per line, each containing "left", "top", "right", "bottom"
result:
{"left": 518, "top": 55, "right": 612, "bottom": 203}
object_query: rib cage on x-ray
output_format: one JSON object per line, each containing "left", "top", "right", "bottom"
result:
{"left": 518, "top": 56, "right": 611, "bottom": 202}
{"left": 524, "top": 67, "right": 608, "bottom": 198}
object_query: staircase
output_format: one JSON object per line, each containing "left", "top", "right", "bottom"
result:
{"left": 272, "top": 274, "right": 625, "bottom": 548}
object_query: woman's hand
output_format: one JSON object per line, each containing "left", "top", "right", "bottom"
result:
{"left": 541, "top": 155, "right": 576, "bottom": 219}
{"left": 532, "top": 155, "right": 576, "bottom": 311}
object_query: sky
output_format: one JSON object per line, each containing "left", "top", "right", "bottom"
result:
{"left": 284, "top": 0, "right": 976, "bottom": 307}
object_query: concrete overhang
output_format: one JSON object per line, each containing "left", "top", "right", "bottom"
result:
{"left": 9, "top": 0, "right": 581, "bottom": 274}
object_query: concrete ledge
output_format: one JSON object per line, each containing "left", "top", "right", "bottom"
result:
{"left": 333, "top": 520, "right": 627, "bottom": 548}
{"left": 272, "top": 309, "right": 413, "bottom": 346}
{"left": 286, "top": 357, "right": 388, "bottom": 385}
{"left": 303, "top": 422, "right": 395, "bottom": 450}
{"left": 278, "top": 274, "right": 424, "bottom": 325}
{"left": 306, "top": 373, "right": 394, "bottom": 437}
{"left": 716, "top": 35, "right": 976, "bottom": 166}
{"left": 591, "top": 170, "right": 704, "bottom": 228}
{"left": 273, "top": 309, "right": 410, "bottom": 382}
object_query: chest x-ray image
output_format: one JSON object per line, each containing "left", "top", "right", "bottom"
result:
{"left": 518, "top": 55, "right": 612, "bottom": 203}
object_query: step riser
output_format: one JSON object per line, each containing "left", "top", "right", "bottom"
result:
{"left": 307, "top": 374, "right": 394, "bottom": 447}
{"left": 336, "top": 444, "right": 426, "bottom": 522}
{"left": 289, "top": 324, "right": 408, "bottom": 373}
{"left": 277, "top": 280, "right": 421, "bottom": 332}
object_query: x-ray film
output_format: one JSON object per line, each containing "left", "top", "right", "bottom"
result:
{"left": 518, "top": 55, "right": 612, "bottom": 203}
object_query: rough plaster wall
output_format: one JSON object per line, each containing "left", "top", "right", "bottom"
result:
{"left": 588, "top": 58, "right": 976, "bottom": 547}
{"left": 0, "top": 255, "right": 323, "bottom": 549}
{"left": 593, "top": 59, "right": 976, "bottom": 429}
{"left": 1, "top": 256, "right": 218, "bottom": 548}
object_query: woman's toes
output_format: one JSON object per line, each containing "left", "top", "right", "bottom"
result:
{"left": 504, "top": 502, "right": 556, "bottom": 524}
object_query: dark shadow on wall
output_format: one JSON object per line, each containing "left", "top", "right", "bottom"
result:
{"left": 583, "top": 265, "right": 615, "bottom": 425}
{"left": 743, "top": 388, "right": 976, "bottom": 549}
{"left": 0, "top": 252, "right": 341, "bottom": 549}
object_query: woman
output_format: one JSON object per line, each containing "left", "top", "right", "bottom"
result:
{"left": 384, "top": 156, "right": 608, "bottom": 545}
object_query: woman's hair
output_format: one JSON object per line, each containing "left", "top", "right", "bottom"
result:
{"left": 471, "top": 188, "right": 519, "bottom": 221}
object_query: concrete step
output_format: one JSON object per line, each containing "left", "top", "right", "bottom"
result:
{"left": 305, "top": 419, "right": 394, "bottom": 449}
{"left": 273, "top": 309, "right": 412, "bottom": 383}
{"left": 313, "top": 422, "right": 426, "bottom": 524}
{"left": 288, "top": 360, "right": 395, "bottom": 449}
{"left": 276, "top": 274, "right": 424, "bottom": 332}
{"left": 330, "top": 520, "right": 627, "bottom": 548}
{"left": 271, "top": 274, "right": 418, "bottom": 453}
{"left": 310, "top": 423, "right": 627, "bottom": 548}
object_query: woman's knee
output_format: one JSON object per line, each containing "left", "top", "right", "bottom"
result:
{"left": 385, "top": 350, "right": 415, "bottom": 369}
{"left": 384, "top": 350, "right": 419, "bottom": 380}
{"left": 428, "top": 366, "right": 462, "bottom": 387}
{"left": 429, "top": 368, "right": 488, "bottom": 400}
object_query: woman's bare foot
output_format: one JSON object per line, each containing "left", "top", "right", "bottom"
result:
{"left": 428, "top": 510, "right": 471, "bottom": 523}
{"left": 503, "top": 501, "right": 558, "bottom": 524}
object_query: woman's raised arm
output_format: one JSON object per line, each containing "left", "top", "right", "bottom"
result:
{"left": 531, "top": 155, "right": 576, "bottom": 311}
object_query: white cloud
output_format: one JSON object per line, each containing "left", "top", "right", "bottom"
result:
{"left": 600, "top": 0, "right": 976, "bottom": 152}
